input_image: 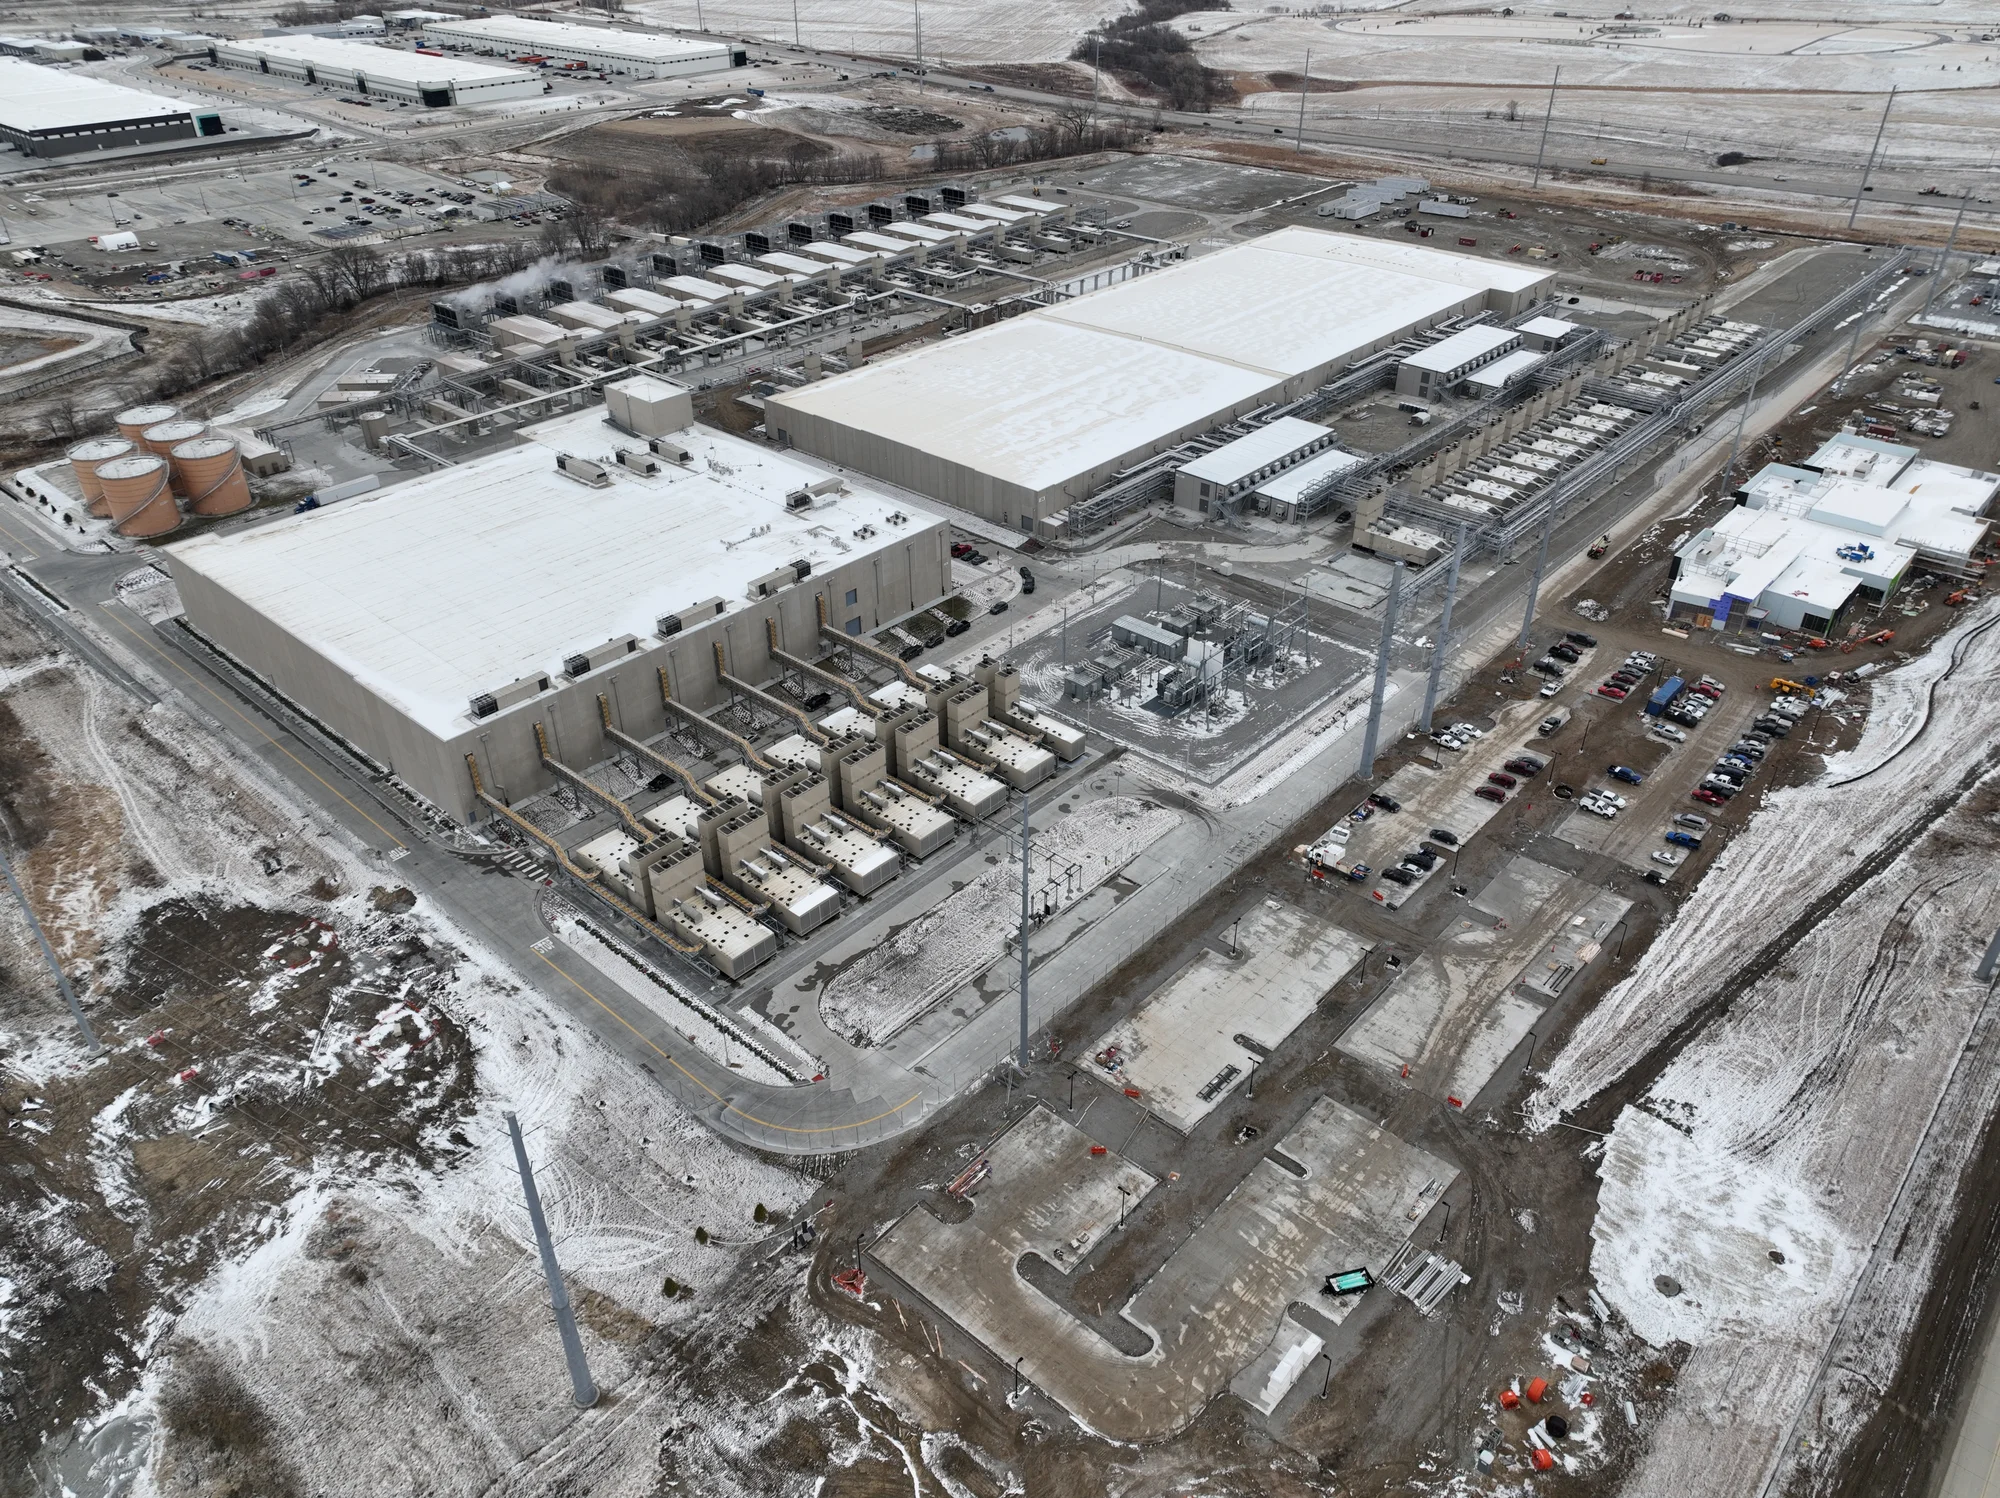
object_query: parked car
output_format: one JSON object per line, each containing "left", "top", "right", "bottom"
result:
{"left": 944, "top": 619, "right": 971, "bottom": 637}
{"left": 1406, "top": 849, "right": 1439, "bottom": 870}
{"left": 1474, "top": 785, "right": 1507, "bottom": 803}
{"left": 1428, "top": 827, "right": 1459, "bottom": 846}
{"left": 1692, "top": 788, "right": 1728, "bottom": 806}
{"left": 1019, "top": 568, "right": 1036, "bottom": 594}
{"left": 1650, "top": 724, "right": 1687, "bottom": 743}
{"left": 1540, "top": 681, "right": 1562, "bottom": 698}
{"left": 1532, "top": 658, "right": 1566, "bottom": 677}
{"left": 988, "top": 601, "right": 1009, "bottom": 615}
{"left": 1699, "top": 777, "right": 1740, "bottom": 798}
{"left": 1692, "top": 682, "right": 1723, "bottom": 700}
{"left": 1644, "top": 869, "right": 1668, "bottom": 885}
{"left": 1673, "top": 812, "right": 1709, "bottom": 830}
{"left": 1368, "top": 791, "right": 1401, "bottom": 812}
{"left": 1566, "top": 631, "right": 1598, "bottom": 647}
{"left": 1651, "top": 850, "right": 1684, "bottom": 866}
{"left": 1665, "top": 830, "right": 1704, "bottom": 848}
{"left": 1752, "top": 717, "right": 1791, "bottom": 737}
{"left": 1382, "top": 866, "right": 1416, "bottom": 887}
{"left": 1549, "top": 643, "right": 1581, "bottom": 663}
{"left": 1597, "top": 685, "right": 1628, "bottom": 700}
{"left": 1608, "top": 765, "right": 1644, "bottom": 784}
{"left": 1580, "top": 795, "right": 1618, "bottom": 819}
{"left": 1487, "top": 771, "right": 1517, "bottom": 789}
{"left": 951, "top": 540, "right": 973, "bottom": 558}
{"left": 1503, "top": 757, "right": 1542, "bottom": 777}
{"left": 1730, "top": 741, "right": 1766, "bottom": 760}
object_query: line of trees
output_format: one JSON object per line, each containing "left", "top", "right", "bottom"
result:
{"left": 1075, "top": 0, "right": 1234, "bottom": 113}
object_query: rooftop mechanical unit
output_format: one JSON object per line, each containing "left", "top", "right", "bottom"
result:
{"left": 657, "top": 596, "right": 725, "bottom": 637}
{"left": 469, "top": 669, "right": 551, "bottom": 719}
{"left": 563, "top": 634, "right": 640, "bottom": 678}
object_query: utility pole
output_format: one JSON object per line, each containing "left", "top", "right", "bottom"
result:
{"left": 1519, "top": 495, "right": 1561, "bottom": 648}
{"left": 1295, "top": 48, "right": 1311, "bottom": 153}
{"left": 1357, "top": 561, "right": 1403, "bottom": 782}
{"left": 1017, "top": 795, "right": 1031, "bottom": 1073}
{"left": 912, "top": 0, "right": 922, "bottom": 82}
{"left": 1719, "top": 339, "right": 1772, "bottom": 497}
{"left": 1089, "top": 34, "right": 1101, "bottom": 127}
{"left": 1530, "top": 67, "right": 1560, "bottom": 189}
{"left": 1420, "top": 522, "right": 1467, "bottom": 734}
{"left": 505, "top": 1112, "right": 598, "bottom": 1409}
{"left": 1848, "top": 86, "right": 1897, "bottom": 230}
{"left": 0, "top": 841, "right": 100, "bottom": 1053}
{"left": 1921, "top": 192, "right": 1972, "bottom": 322}
{"left": 792, "top": 0, "right": 800, "bottom": 46}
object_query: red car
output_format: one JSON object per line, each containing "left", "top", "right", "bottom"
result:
{"left": 1691, "top": 788, "right": 1727, "bottom": 806}
{"left": 1692, "top": 683, "right": 1722, "bottom": 700}
{"left": 950, "top": 541, "right": 974, "bottom": 559}
{"left": 1474, "top": 785, "right": 1508, "bottom": 803}
{"left": 1488, "top": 771, "right": 1517, "bottom": 789}
{"left": 1503, "top": 757, "right": 1543, "bottom": 777}
{"left": 1597, "top": 684, "right": 1628, "bottom": 700}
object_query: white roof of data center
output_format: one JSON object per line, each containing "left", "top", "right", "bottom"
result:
{"left": 770, "top": 227, "right": 1552, "bottom": 496}
{"left": 165, "top": 408, "right": 937, "bottom": 738}
{"left": 0, "top": 57, "right": 196, "bottom": 131}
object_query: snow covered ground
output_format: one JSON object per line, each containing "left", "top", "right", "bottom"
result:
{"left": 1530, "top": 599, "right": 2000, "bottom": 1495}
{"left": 1199, "top": 10, "right": 2000, "bottom": 173}
{"left": 630, "top": 0, "right": 1119, "bottom": 62}
{"left": 817, "top": 796, "right": 1180, "bottom": 1046}
{"left": 0, "top": 597, "right": 959, "bottom": 1497}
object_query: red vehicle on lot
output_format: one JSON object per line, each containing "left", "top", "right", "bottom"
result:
{"left": 1692, "top": 682, "right": 1722, "bottom": 700}
{"left": 1487, "top": 771, "right": 1517, "bottom": 789}
{"left": 1503, "top": 757, "right": 1543, "bottom": 777}
{"left": 1598, "top": 684, "right": 1628, "bottom": 700}
{"left": 1692, "top": 788, "right": 1728, "bottom": 806}
{"left": 1474, "top": 785, "right": 1507, "bottom": 804}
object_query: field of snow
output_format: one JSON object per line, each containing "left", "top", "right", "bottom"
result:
{"left": 629, "top": 0, "right": 1119, "bottom": 62}
{"left": 1200, "top": 11, "right": 2000, "bottom": 171}
{"left": 817, "top": 795, "right": 1180, "bottom": 1046}
{"left": 1530, "top": 600, "right": 2000, "bottom": 1495}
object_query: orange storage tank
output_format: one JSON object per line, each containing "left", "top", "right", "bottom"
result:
{"left": 141, "top": 419, "right": 208, "bottom": 492}
{"left": 1525, "top": 1376, "right": 1548, "bottom": 1404}
{"left": 97, "top": 454, "right": 181, "bottom": 539}
{"left": 67, "top": 437, "right": 135, "bottom": 517}
{"left": 115, "top": 403, "right": 179, "bottom": 444}
{"left": 171, "top": 436, "right": 252, "bottom": 517}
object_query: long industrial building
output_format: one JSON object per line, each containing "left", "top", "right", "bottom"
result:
{"left": 167, "top": 379, "right": 954, "bottom": 828}
{"left": 0, "top": 58, "right": 224, "bottom": 157}
{"left": 421, "top": 15, "right": 741, "bottom": 77}
{"left": 208, "top": 34, "right": 543, "bottom": 106}
{"left": 765, "top": 227, "right": 1555, "bottom": 531}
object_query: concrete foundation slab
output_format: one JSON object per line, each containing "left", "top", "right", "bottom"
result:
{"left": 1089, "top": 899, "right": 1370, "bottom": 1131}
{"left": 872, "top": 1096, "right": 1453, "bottom": 1441}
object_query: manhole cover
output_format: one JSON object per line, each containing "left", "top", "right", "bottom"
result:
{"left": 1654, "top": 1274, "right": 1683, "bottom": 1297}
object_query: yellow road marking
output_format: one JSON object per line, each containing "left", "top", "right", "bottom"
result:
{"left": 99, "top": 605, "right": 405, "bottom": 850}
{"left": 531, "top": 947, "right": 922, "bottom": 1137}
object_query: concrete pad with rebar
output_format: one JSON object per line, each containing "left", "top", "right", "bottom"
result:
{"left": 871, "top": 1097, "right": 1454, "bottom": 1441}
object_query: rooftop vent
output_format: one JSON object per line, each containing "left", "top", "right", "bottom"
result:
{"left": 556, "top": 453, "right": 611, "bottom": 487}
{"left": 617, "top": 448, "right": 662, "bottom": 476}
{"left": 564, "top": 634, "right": 640, "bottom": 679}
{"left": 657, "top": 596, "right": 725, "bottom": 637}
{"left": 469, "top": 671, "right": 552, "bottom": 719}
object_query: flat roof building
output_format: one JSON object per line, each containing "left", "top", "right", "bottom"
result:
{"left": 1173, "top": 417, "right": 1338, "bottom": 513}
{"left": 1669, "top": 433, "right": 1997, "bottom": 633}
{"left": 421, "top": 15, "right": 737, "bottom": 77}
{"left": 0, "top": 58, "right": 222, "bottom": 158}
{"left": 209, "top": 34, "right": 542, "bottom": 106}
{"left": 1396, "top": 324, "right": 1521, "bottom": 398}
{"left": 1462, "top": 347, "right": 1545, "bottom": 397}
{"left": 167, "top": 386, "right": 952, "bottom": 823}
{"left": 767, "top": 227, "right": 1552, "bottom": 530}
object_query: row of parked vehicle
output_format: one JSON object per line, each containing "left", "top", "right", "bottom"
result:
{"left": 1596, "top": 648, "right": 1659, "bottom": 701}
{"left": 1656, "top": 673, "right": 1728, "bottom": 730}
{"left": 1667, "top": 692, "right": 1813, "bottom": 866}
{"left": 1531, "top": 630, "right": 1601, "bottom": 698}
{"left": 1360, "top": 787, "right": 1473, "bottom": 888}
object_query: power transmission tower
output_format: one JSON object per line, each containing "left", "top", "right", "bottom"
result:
{"left": 505, "top": 1112, "right": 599, "bottom": 1409}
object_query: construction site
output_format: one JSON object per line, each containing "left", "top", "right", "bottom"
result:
{"left": 6, "top": 16, "right": 2000, "bottom": 1497}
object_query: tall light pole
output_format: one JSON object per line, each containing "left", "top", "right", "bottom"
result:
{"left": 792, "top": 0, "right": 801, "bottom": 46}
{"left": 1017, "top": 795, "right": 1032, "bottom": 1073}
{"left": 1519, "top": 495, "right": 1561, "bottom": 648}
{"left": 1420, "top": 522, "right": 1467, "bottom": 734}
{"left": 1530, "top": 67, "right": 1560, "bottom": 189}
{"left": 1295, "top": 48, "right": 1311, "bottom": 152}
{"left": 1921, "top": 192, "right": 1972, "bottom": 322}
{"left": 505, "top": 1112, "right": 598, "bottom": 1409}
{"left": 0, "top": 841, "right": 100, "bottom": 1053}
{"left": 1848, "top": 86, "right": 1897, "bottom": 230}
{"left": 1358, "top": 561, "right": 1403, "bottom": 782}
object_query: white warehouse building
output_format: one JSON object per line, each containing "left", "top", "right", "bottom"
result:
{"left": 766, "top": 227, "right": 1553, "bottom": 531}
{"left": 208, "top": 34, "right": 542, "bottom": 106}
{"left": 0, "top": 58, "right": 224, "bottom": 157}
{"left": 166, "top": 381, "right": 953, "bottom": 825}
{"left": 421, "top": 15, "right": 740, "bottom": 76}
